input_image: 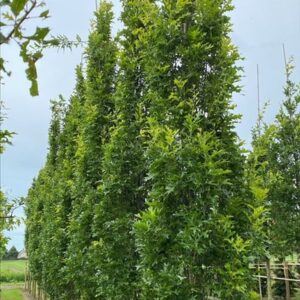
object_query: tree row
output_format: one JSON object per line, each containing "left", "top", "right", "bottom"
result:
{"left": 25, "top": 1, "right": 300, "bottom": 299}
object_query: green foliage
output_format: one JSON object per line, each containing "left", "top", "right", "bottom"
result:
{"left": 133, "top": 0, "right": 254, "bottom": 298}
{"left": 0, "top": 0, "right": 82, "bottom": 96}
{"left": 268, "top": 63, "right": 300, "bottom": 256}
{"left": 0, "top": 110, "right": 23, "bottom": 263}
{"left": 0, "top": 0, "right": 50, "bottom": 95}
{"left": 26, "top": 88, "right": 83, "bottom": 299}
{"left": 249, "top": 61, "right": 300, "bottom": 258}
{"left": 11, "top": 0, "right": 27, "bottom": 16}
{"left": 25, "top": 1, "right": 271, "bottom": 299}
{"left": 0, "top": 168, "right": 23, "bottom": 258}
{"left": 249, "top": 291, "right": 260, "bottom": 300}
{"left": 86, "top": 1, "right": 148, "bottom": 298}
{"left": 0, "top": 127, "right": 13, "bottom": 153}
{"left": 0, "top": 102, "right": 15, "bottom": 155}
{"left": 0, "top": 105, "right": 15, "bottom": 250}
{"left": 66, "top": 3, "right": 118, "bottom": 298}
{"left": 0, "top": 192, "right": 9, "bottom": 258}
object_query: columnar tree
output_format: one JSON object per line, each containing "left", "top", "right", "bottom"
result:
{"left": 43, "top": 69, "right": 85, "bottom": 299}
{"left": 26, "top": 70, "right": 85, "bottom": 299}
{"left": 248, "top": 63, "right": 300, "bottom": 299}
{"left": 134, "top": 0, "right": 256, "bottom": 298}
{"left": 26, "top": 96, "right": 66, "bottom": 295}
{"left": 89, "top": 0, "right": 148, "bottom": 298}
{"left": 268, "top": 63, "right": 300, "bottom": 256}
{"left": 65, "top": 2, "right": 117, "bottom": 298}
{"left": 249, "top": 63, "right": 300, "bottom": 258}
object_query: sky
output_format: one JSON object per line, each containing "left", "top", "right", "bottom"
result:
{"left": 1, "top": 0, "right": 300, "bottom": 251}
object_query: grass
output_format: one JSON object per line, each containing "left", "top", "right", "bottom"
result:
{"left": 0, "top": 288, "right": 23, "bottom": 300}
{"left": 1, "top": 260, "right": 26, "bottom": 273}
{"left": 0, "top": 260, "right": 26, "bottom": 282}
{"left": 294, "top": 290, "right": 300, "bottom": 300}
{"left": 0, "top": 261, "right": 26, "bottom": 298}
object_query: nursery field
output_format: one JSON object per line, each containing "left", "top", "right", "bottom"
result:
{"left": 1, "top": 260, "right": 26, "bottom": 273}
{"left": 0, "top": 260, "right": 26, "bottom": 282}
{"left": 0, "top": 261, "right": 27, "bottom": 300}
{"left": 0, "top": 287, "right": 24, "bottom": 300}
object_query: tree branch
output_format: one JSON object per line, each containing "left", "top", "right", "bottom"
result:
{"left": 1, "top": 0, "right": 37, "bottom": 45}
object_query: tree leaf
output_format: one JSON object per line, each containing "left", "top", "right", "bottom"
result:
{"left": 25, "top": 60, "right": 39, "bottom": 96}
{"left": 29, "top": 78, "right": 38, "bottom": 96}
{"left": 40, "top": 9, "right": 49, "bottom": 18}
{"left": 0, "top": 32, "right": 6, "bottom": 44}
{"left": 31, "top": 27, "right": 50, "bottom": 41}
{"left": 3, "top": 12, "right": 14, "bottom": 21}
{"left": 11, "top": 0, "right": 27, "bottom": 16}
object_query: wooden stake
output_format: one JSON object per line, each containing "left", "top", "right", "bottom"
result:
{"left": 28, "top": 272, "right": 31, "bottom": 291}
{"left": 258, "top": 263, "right": 263, "bottom": 300}
{"left": 266, "top": 259, "right": 272, "bottom": 300}
{"left": 32, "top": 280, "right": 35, "bottom": 299}
{"left": 38, "top": 284, "right": 41, "bottom": 300}
{"left": 34, "top": 281, "right": 37, "bottom": 299}
{"left": 24, "top": 268, "right": 27, "bottom": 290}
{"left": 284, "top": 261, "right": 291, "bottom": 300}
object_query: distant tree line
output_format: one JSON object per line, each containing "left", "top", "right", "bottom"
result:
{"left": 2, "top": 246, "right": 19, "bottom": 260}
{"left": 25, "top": 1, "right": 299, "bottom": 299}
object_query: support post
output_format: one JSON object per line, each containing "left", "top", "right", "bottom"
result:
{"left": 266, "top": 259, "right": 272, "bottom": 300}
{"left": 28, "top": 272, "right": 31, "bottom": 293}
{"left": 38, "top": 284, "right": 41, "bottom": 300}
{"left": 258, "top": 263, "right": 263, "bottom": 300}
{"left": 284, "top": 261, "right": 291, "bottom": 300}
{"left": 34, "top": 280, "right": 37, "bottom": 299}
{"left": 24, "top": 266, "right": 27, "bottom": 290}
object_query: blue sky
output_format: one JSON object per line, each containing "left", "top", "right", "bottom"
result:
{"left": 1, "top": 0, "right": 300, "bottom": 251}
